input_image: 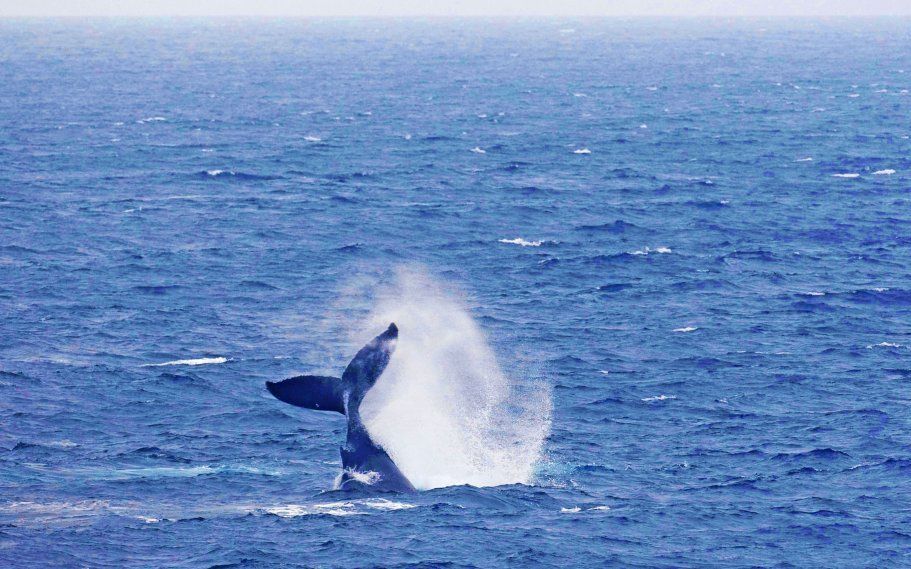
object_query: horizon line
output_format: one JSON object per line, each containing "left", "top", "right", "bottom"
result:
{"left": 3, "top": 13, "right": 911, "bottom": 19}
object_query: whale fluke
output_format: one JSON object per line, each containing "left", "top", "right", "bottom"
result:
{"left": 266, "top": 322, "right": 415, "bottom": 492}
{"left": 265, "top": 375, "right": 345, "bottom": 414}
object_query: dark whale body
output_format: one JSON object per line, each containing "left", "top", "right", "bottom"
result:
{"left": 266, "top": 323, "right": 415, "bottom": 493}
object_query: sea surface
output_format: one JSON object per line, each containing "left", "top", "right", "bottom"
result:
{"left": 2, "top": 18, "right": 911, "bottom": 568}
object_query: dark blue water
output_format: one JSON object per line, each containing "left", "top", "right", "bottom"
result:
{"left": 2, "top": 18, "right": 911, "bottom": 568}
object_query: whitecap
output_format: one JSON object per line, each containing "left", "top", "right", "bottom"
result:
{"left": 795, "top": 157, "right": 813, "bottom": 162}
{"left": 573, "top": 93, "right": 587, "bottom": 98}
{"left": 499, "top": 238, "right": 543, "bottom": 247}
{"left": 642, "top": 395, "right": 677, "bottom": 402}
{"left": 672, "top": 326, "right": 698, "bottom": 333}
{"left": 143, "top": 357, "right": 227, "bottom": 367}
{"left": 137, "top": 116, "right": 166, "bottom": 124}
{"left": 304, "top": 135, "right": 322, "bottom": 142}
{"left": 832, "top": 173, "right": 860, "bottom": 178}
{"left": 588, "top": 505, "right": 611, "bottom": 511}
{"left": 866, "top": 342, "right": 904, "bottom": 349}
{"left": 631, "top": 246, "right": 672, "bottom": 256}
{"left": 560, "top": 507, "right": 581, "bottom": 513}
{"left": 802, "top": 291, "right": 826, "bottom": 296}
{"left": 639, "top": 124, "right": 648, "bottom": 129}
{"left": 573, "top": 148, "right": 592, "bottom": 154}
{"left": 470, "top": 147, "right": 486, "bottom": 154}
{"left": 874, "top": 169, "right": 896, "bottom": 175}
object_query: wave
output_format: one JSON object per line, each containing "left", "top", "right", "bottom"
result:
{"left": 596, "top": 283, "right": 633, "bottom": 293}
{"left": 641, "top": 394, "right": 677, "bottom": 402}
{"left": 574, "top": 220, "right": 640, "bottom": 233}
{"left": 73, "top": 463, "right": 281, "bottom": 481}
{"left": 265, "top": 498, "right": 416, "bottom": 518}
{"left": 131, "top": 284, "right": 182, "bottom": 295}
{"left": 499, "top": 237, "right": 544, "bottom": 247}
{"left": 866, "top": 342, "right": 905, "bottom": 350}
{"left": 142, "top": 357, "right": 227, "bottom": 367}
{"left": 631, "top": 246, "right": 672, "bottom": 255}
{"left": 196, "top": 170, "right": 280, "bottom": 181}
{"left": 846, "top": 287, "right": 911, "bottom": 305}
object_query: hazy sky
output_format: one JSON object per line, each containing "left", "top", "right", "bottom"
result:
{"left": 2, "top": 0, "right": 910, "bottom": 17}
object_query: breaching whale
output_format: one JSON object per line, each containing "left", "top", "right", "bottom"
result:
{"left": 266, "top": 323, "right": 416, "bottom": 493}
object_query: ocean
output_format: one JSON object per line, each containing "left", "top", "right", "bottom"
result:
{"left": 1, "top": 17, "right": 910, "bottom": 567}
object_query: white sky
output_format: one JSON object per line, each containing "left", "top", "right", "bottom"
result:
{"left": 1, "top": 0, "right": 910, "bottom": 17}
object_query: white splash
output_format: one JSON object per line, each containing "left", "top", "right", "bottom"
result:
{"left": 874, "top": 169, "right": 896, "bottom": 175}
{"left": 304, "top": 135, "right": 322, "bottom": 142}
{"left": 573, "top": 148, "right": 592, "bottom": 154}
{"left": 672, "top": 326, "right": 698, "bottom": 333}
{"left": 143, "top": 357, "right": 227, "bottom": 367}
{"left": 832, "top": 173, "right": 860, "bottom": 178}
{"left": 333, "top": 469, "right": 381, "bottom": 487}
{"left": 499, "top": 237, "right": 543, "bottom": 247}
{"left": 356, "top": 268, "right": 551, "bottom": 490}
{"left": 470, "top": 147, "right": 486, "bottom": 154}
{"left": 795, "top": 157, "right": 814, "bottom": 162}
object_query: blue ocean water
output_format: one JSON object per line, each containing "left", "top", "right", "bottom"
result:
{"left": 2, "top": 17, "right": 911, "bottom": 567}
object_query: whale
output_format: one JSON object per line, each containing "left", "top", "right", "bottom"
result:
{"left": 265, "top": 323, "right": 416, "bottom": 493}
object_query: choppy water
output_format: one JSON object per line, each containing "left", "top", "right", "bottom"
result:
{"left": 2, "top": 18, "right": 911, "bottom": 568}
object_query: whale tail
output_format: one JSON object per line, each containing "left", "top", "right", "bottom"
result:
{"left": 265, "top": 323, "right": 412, "bottom": 492}
{"left": 265, "top": 322, "right": 399, "bottom": 416}
{"left": 265, "top": 375, "right": 346, "bottom": 414}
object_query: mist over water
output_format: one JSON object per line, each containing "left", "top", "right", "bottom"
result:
{"left": 353, "top": 267, "right": 552, "bottom": 489}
